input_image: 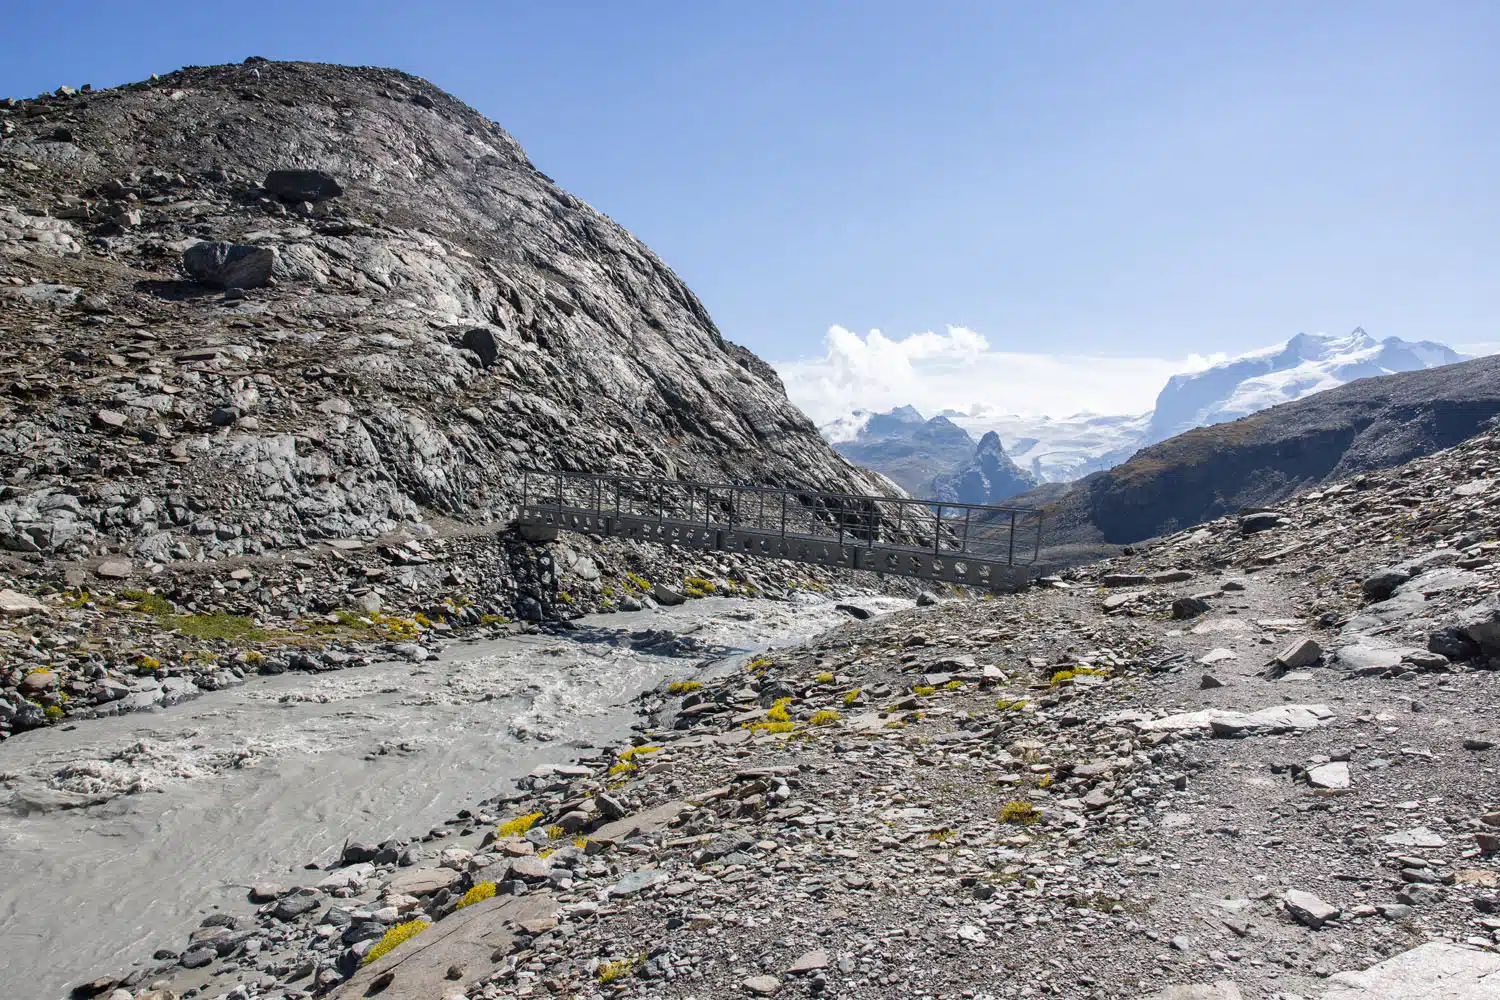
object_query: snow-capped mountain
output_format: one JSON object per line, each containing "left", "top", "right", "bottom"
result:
{"left": 1144, "top": 328, "right": 1463, "bottom": 444}
{"left": 820, "top": 329, "right": 1469, "bottom": 485}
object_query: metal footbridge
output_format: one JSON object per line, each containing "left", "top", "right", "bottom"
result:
{"left": 517, "top": 470, "right": 1041, "bottom": 591}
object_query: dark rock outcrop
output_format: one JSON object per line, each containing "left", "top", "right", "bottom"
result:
{"left": 930, "top": 432, "right": 1037, "bottom": 505}
{"left": 182, "top": 242, "right": 276, "bottom": 289}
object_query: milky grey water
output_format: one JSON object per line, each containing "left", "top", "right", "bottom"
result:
{"left": 0, "top": 595, "right": 903, "bottom": 1000}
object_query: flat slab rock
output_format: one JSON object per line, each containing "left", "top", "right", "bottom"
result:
{"left": 1144, "top": 984, "right": 1242, "bottom": 1000}
{"left": 1320, "top": 941, "right": 1500, "bottom": 999}
{"left": 1130, "top": 704, "right": 1333, "bottom": 735}
{"left": 331, "top": 892, "right": 559, "bottom": 999}
{"left": 383, "top": 866, "right": 458, "bottom": 896}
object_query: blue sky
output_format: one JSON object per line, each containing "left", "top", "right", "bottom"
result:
{"left": 3, "top": 2, "right": 1496, "bottom": 417}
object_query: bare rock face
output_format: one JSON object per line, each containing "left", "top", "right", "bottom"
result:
{"left": 0, "top": 60, "right": 894, "bottom": 563}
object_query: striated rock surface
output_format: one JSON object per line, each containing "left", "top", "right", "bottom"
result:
{"left": 0, "top": 60, "right": 893, "bottom": 567}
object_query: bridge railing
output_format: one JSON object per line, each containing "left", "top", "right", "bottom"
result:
{"left": 519, "top": 470, "right": 1042, "bottom": 566}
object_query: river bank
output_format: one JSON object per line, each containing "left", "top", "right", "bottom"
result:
{"left": 1, "top": 593, "right": 908, "bottom": 1000}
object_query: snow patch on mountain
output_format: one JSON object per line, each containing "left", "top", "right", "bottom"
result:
{"left": 1144, "top": 328, "right": 1465, "bottom": 444}
{"left": 818, "top": 329, "right": 1472, "bottom": 484}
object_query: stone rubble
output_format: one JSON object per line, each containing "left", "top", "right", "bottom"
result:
{"left": 65, "top": 421, "right": 1500, "bottom": 999}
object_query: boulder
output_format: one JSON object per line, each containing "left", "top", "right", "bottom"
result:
{"left": 384, "top": 867, "right": 458, "bottom": 896}
{"left": 1284, "top": 889, "right": 1340, "bottom": 929}
{"left": 651, "top": 583, "right": 686, "bottom": 606}
{"left": 1172, "top": 596, "right": 1211, "bottom": 620}
{"left": 461, "top": 326, "right": 502, "bottom": 367}
{"left": 1361, "top": 568, "right": 1410, "bottom": 601}
{"left": 263, "top": 169, "right": 343, "bottom": 203}
{"left": 0, "top": 589, "right": 46, "bottom": 616}
{"left": 183, "top": 242, "right": 275, "bottom": 290}
{"left": 1239, "top": 512, "right": 1285, "bottom": 534}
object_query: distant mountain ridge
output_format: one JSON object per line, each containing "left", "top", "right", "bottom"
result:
{"left": 828, "top": 409, "right": 1037, "bottom": 503}
{"left": 1144, "top": 328, "right": 1463, "bottom": 444}
{"left": 1026, "top": 352, "right": 1500, "bottom": 565}
{"left": 819, "top": 329, "right": 1470, "bottom": 484}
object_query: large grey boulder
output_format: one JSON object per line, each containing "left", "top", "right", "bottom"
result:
{"left": 183, "top": 242, "right": 275, "bottom": 290}
{"left": 263, "top": 169, "right": 343, "bottom": 203}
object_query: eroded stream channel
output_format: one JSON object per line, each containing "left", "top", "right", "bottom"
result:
{"left": 0, "top": 595, "right": 904, "bottom": 1000}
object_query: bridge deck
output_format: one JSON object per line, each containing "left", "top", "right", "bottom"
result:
{"left": 516, "top": 471, "right": 1040, "bottom": 591}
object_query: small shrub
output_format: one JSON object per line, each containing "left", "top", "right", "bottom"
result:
{"left": 815, "top": 672, "right": 834, "bottom": 683}
{"left": 667, "top": 680, "right": 701, "bottom": 694}
{"left": 362, "top": 919, "right": 429, "bottom": 965}
{"left": 598, "top": 954, "right": 643, "bottom": 984}
{"left": 137, "top": 654, "right": 162, "bottom": 671}
{"left": 545, "top": 824, "right": 565, "bottom": 840}
{"left": 1050, "top": 669, "right": 1076, "bottom": 685}
{"left": 995, "top": 698, "right": 1028, "bottom": 712}
{"left": 497, "top": 812, "right": 543, "bottom": 837}
{"left": 744, "top": 720, "right": 797, "bottom": 734}
{"left": 121, "top": 588, "right": 174, "bottom": 616}
{"left": 927, "top": 827, "right": 957, "bottom": 843}
{"left": 455, "top": 881, "right": 495, "bottom": 909}
{"left": 843, "top": 688, "right": 861, "bottom": 705}
{"left": 557, "top": 590, "right": 574, "bottom": 604}
{"left": 999, "top": 800, "right": 1039, "bottom": 825}
{"left": 618, "top": 745, "right": 659, "bottom": 762}
{"left": 766, "top": 697, "right": 793, "bottom": 722}
{"left": 913, "top": 685, "right": 936, "bottom": 697}
{"left": 944, "top": 679, "right": 963, "bottom": 690}
{"left": 608, "top": 760, "right": 637, "bottom": 777}
{"left": 43, "top": 704, "right": 64, "bottom": 721}
{"left": 684, "top": 576, "right": 717, "bottom": 594}
{"left": 809, "top": 709, "right": 840, "bottom": 726}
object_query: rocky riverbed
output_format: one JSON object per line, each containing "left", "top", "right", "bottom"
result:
{"left": 1, "top": 592, "right": 909, "bottom": 1000}
{"left": 47, "top": 424, "right": 1500, "bottom": 1000}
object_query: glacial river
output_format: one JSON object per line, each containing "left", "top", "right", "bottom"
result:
{"left": 0, "top": 594, "right": 903, "bottom": 999}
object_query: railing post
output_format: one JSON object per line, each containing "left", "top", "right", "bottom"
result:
{"left": 933, "top": 505, "right": 943, "bottom": 555}
{"left": 962, "top": 507, "right": 972, "bottom": 553}
{"left": 780, "top": 491, "right": 788, "bottom": 538}
{"left": 1034, "top": 511, "right": 1044, "bottom": 564}
{"left": 1008, "top": 510, "right": 1016, "bottom": 565}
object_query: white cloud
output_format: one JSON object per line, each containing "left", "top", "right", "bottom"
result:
{"left": 774, "top": 325, "right": 1223, "bottom": 425}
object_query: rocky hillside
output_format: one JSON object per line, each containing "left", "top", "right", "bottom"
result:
{"left": 0, "top": 60, "right": 893, "bottom": 571}
{"left": 1026, "top": 354, "right": 1500, "bottom": 563}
